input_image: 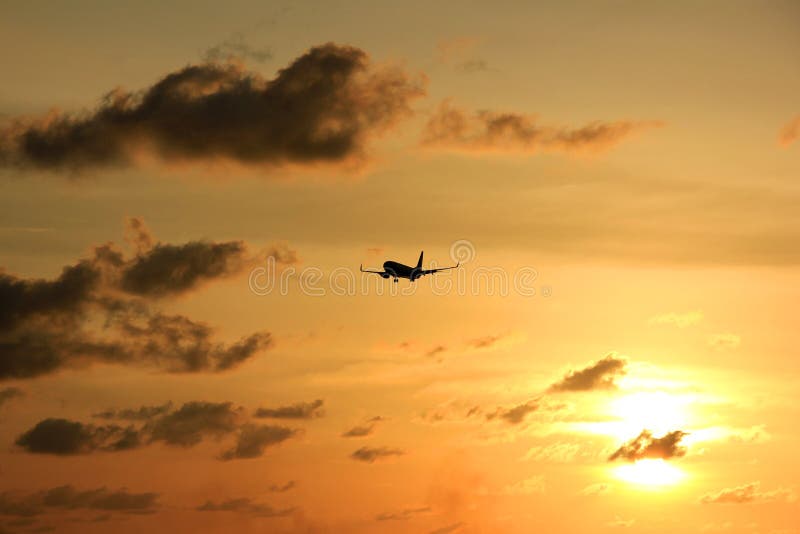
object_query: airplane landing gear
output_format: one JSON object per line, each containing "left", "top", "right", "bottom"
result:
{"left": 393, "top": 278, "right": 398, "bottom": 283}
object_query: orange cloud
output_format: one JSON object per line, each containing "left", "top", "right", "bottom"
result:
{"left": 421, "top": 101, "right": 662, "bottom": 155}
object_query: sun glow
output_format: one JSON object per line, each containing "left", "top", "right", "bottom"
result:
{"left": 613, "top": 459, "right": 685, "bottom": 487}
{"left": 609, "top": 391, "right": 689, "bottom": 438}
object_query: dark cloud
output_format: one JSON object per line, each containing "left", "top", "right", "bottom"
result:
{"left": 422, "top": 101, "right": 661, "bottom": 155}
{"left": 486, "top": 399, "right": 540, "bottom": 425}
{"left": 253, "top": 399, "right": 324, "bottom": 420}
{"left": 219, "top": 423, "right": 299, "bottom": 460}
{"left": 350, "top": 446, "right": 404, "bottom": 463}
{"left": 548, "top": 355, "right": 627, "bottom": 392}
{"left": 608, "top": 430, "right": 688, "bottom": 462}
{"left": 0, "top": 219, "right": 274, "bottom": 380}
{"left": 699, "top": 482, "right": 795, "bottom": 504}
{"left": 15, "top": 419, "right": 141, "bottom": 455}
{"left": 16, "top": 401, "right": 301, "bottom": 460}
{"left": 0, "top": 260, "right": 99, "bottom": 332}
{"left": 0, "top": 486, "right": 158, "bottom": 517}
{"left": 203, "top": 33, "right": 272, "bottom": 64}
{"left": 120, "top": 241, "right": 248, "bottom": 297}
{"left": 145, "top": 401, "right": 241, "bottom": 447}
{"left": 196, "top": 498, "right": 293, "bottom": 517}
{"left": 40, "top": 486, "right": 158, "bottom": 513}
{"left": 0, "top": 386, "right": 23, "bottom": 407}
{"left": 341, "top": 416, "right": 384, "bottom": 438}
{"left": 92, "top": 402, "right": 173, "bottom": 421}
{"left": 0, "top": 43, "right": 424, "bottom": 173}
{"left": 375, "top": 506, "right": 431, "bottom": 521}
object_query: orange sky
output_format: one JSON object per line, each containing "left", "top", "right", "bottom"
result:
{"left": 1, "top": 2, "right": 799, "bottom": 533}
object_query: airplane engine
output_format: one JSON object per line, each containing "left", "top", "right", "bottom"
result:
{"left": 380, "top": 273, "right": 390, "bottom": 279}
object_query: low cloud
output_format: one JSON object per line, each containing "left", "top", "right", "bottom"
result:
{"left": 0, "top": 218, "right": 275, "bottom": 381}
{"left": 253, "top": 399, "right": 324, "bottom": 420}
{"left": 608, "top": 430, "right": 688, "bottom": 462}
{"left": 145, "top": 401, "right": 241, "bottom": 447}
{"left": 648, "top": 311, "right": 703, "bottom": 328}
{"left": 342, "top": 416, "right": 384, "bottom": 438}
{"left": 699, "top": 482, "right": 795, "bottom": 505}
{"left": 375, "top": 506, "right": 431, "bottom": 521}
{"left": 487, "top": 399, "right": 540, "bottom": 425}
{"left": 778, "top": 115, "right": 800, "bottom": 147}
{"left": 467, "top": 335, "right": 502, "bottom": 349}
{"left": 197, "top": 498, "right": 293, "bottom": 517}
{"left": 0, "top": 43, "right": 424, "bottom": 174}
{"left": 350, "top": 446, "right": 404, "bottom": 463}
{"left": 219, "top": 424, "right": 299, "bottom": 460}
{"left": 0, "top": 485, "right": 158, "bottom": 517}
{"left": 421, "top": 101, "right": 661, "bottom": 155}
{"left": 15, "top": 401, "right": 298, "bottom": 460}
{"left": 0, "top": 386, "right": 23, "bottom": 407}
{"left": 548, "top": 354, "right": 627, "bottom": 392}
{"left": 15, "top": 419, "right": 141, "bottom": 455}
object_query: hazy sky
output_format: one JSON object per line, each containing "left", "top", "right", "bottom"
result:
{"left": 1, "top": 2, "right": 798, "bottom": 533}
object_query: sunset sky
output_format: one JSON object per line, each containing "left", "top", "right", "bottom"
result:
{"left": 1, "top": 1, "right": 799, "bottom": 533}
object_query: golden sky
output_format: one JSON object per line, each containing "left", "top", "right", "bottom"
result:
{"left": 1, "top": 1, "right": 799, "bottom": 533}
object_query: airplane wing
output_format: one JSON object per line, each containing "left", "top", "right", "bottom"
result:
{"left": 420, "top": 262, "right": 460, "bottom": 275}
{"left": 360, "top": 264, "right": 387, "bottom": 275}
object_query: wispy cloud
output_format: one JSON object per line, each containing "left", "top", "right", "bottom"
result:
{"left": 422, "top": 101, "right": 661, "bottom": 156}
{"left": 699, "top": 482, "right": 795, "bottom": 504}
{"left": 254, "top": 399, "right": 325, "bottom": 420}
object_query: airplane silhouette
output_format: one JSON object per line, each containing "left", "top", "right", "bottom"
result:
{"left": 360, "top": 251, "right": 459, "bottom": 283}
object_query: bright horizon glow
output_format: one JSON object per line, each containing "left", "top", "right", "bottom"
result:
{"left": 614, "top": 459, "right": 686, "bottom": 487}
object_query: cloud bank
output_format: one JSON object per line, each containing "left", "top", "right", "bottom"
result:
{"left": 0, "top": 218, "right": 278, "bottom": 380}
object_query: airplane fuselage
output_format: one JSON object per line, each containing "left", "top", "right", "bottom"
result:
{"left": 383, "top": 261, "right": 421, "bottom": 281}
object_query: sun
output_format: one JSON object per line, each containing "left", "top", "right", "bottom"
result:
{"left": 609, "top": 391, "right": 690, "bottom": 439}
{"left": 613, "top": 459, "right": 686, "bottom": 487}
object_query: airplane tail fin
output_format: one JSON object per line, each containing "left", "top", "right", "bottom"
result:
{"left": 416, "top": 251, "right": 424, "bottom": 269}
